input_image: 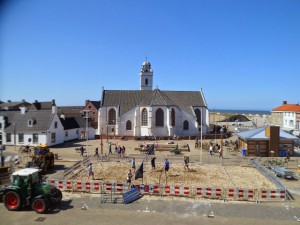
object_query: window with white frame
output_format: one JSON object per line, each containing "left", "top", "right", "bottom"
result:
{"left": 19, "top": 133, "right": 24, "bottom": 143}
{"left": 33, "top": 134, "right": 38, "bottom": 143}
{"left": 141, "top": 108, "right": 148, "bottom": 126}
{"left": 51, "top": 133, "right": 56, "bottom": 143}
{"left": 7, "top": 133, "right": 12, "bottom": 142}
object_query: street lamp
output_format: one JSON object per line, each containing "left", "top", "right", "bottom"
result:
{"left": 100, "top": 127, "right": 103, "bottom": 154}
{"left": 82, "top": 110, "right": 91, "bottom": 156}
{"left": 106, "top": 121, "right": 108, "bottom": 143}
{"left": 13, "top": 123, "right": 17, "bottom": 152}
{"left": 112, "top": 119, "right": 115, "bottom": 140}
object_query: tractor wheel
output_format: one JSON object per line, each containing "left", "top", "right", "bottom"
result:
{"left": 53, "top": 189, "right": 62, "bottom": 204}
{"left": 32, "top": 198, "right": 48, "bottom": 214}
{"left": 4, "top": 191, "right": 22, "bottom": 211}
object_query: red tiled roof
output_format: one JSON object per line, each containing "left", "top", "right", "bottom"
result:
{"left": 272, "top": 104, "right": 300, "bottom": 112}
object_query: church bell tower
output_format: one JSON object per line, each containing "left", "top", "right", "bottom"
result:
{"left": 140, "top": 61, "right": 153, "bottom": 90}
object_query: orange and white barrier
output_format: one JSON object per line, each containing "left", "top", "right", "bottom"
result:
{"left": 140, "top": 184, "right": 150, "bottom": 194}
{"left": 150, "top": 185, "right": 160, "bottom": 195}
{"left": 49, "top": 180, "right": 72, "bottom": 191}
{"left": 115, "top": 183, "right": 126, "bottom": 192}
{"left": 164, "top": 185, "right": 172, "bottom": 195}
{"left": 48, "top": 179, "right": 288, "bottom": 203}
{"left": 103, "top": 182, "right": 114, "bottom": 192}
{"left": 260, "top": 189, "right": 286, "bottom": 201}
{"left": 195, "top": 187, "right": 223, "bottom": 199}
{"left": 74, "top": 181, "right": 101, "bottom": 192}
{"left": 226, "top": 188, "right": 256, "bottom": 201}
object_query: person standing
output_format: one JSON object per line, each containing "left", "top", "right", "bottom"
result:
{"left": 164, "top": 159, "right": 170, "bottom": 174}
{"left": 126, "top": 169, "right": 133, "bottom": 188}
{"left": 218, "top": 146, "right": 223, "bottom": 159}
{"left": 94, "top": 147, "right": 99, "bottom": 158}
{"left": 209, "top": 145, "right": 213, "bottom": 156}
{"left": 122, "top": 146, "right": 126, "bottom": 158}
{"left": 184, "top": 156, "right": 190, "bottom": 171}
{"left": 151, "top": 155, "right": 156, "bottom": 170}
{"left": 108, "top": 144, "right": 112, "bottom": 155}
{"left": 80, "top": 146, "right": 84, "bottom": 157}
{"left": 131, "top": 158, "right": 136, "bottom": 173}
{"left": 87, "top": 163, "right": 94, "bottom": 180}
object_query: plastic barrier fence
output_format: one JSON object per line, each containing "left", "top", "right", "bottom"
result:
{"left": 195, "top": 187, "right": 223, "bottom": 199}
{"left": 49, "top": 179, "right": 72, "bottom": 191}
{"left": 47, "top": 179, "right": 288, "bottom": 202}
{"left": 75, "top": 181, "right": 101, "bottom": 193}
{"left": 259, "top": 189, "right": 286, "bottom": 201}
{"left": 226, "top": 188, "right": 256, "bottom": 201}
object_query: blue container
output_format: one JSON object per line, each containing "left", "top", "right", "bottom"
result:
{"left": 241, "top": 149, "right": 246, "bottom": 156}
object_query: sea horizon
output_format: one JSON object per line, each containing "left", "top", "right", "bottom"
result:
{"left": 211, "top": 109, "right": 271, "bottom": 116}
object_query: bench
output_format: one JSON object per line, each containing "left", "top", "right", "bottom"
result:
{"left": 75, "top": 147, "right": 87, "bottom": 153}
{"left": 134, "top": 144, "right": 190, "bottom": 154}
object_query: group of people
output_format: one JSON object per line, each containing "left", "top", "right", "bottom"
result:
{"left": 209, "top": 143, "right": 223, "bottom": 159}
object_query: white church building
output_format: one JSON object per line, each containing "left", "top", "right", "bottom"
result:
{"left": 98, "top": 61, "right": 210, "bottom": 138}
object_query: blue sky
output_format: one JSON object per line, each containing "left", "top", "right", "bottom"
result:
{"left": 1, "top": 0, "right": 299, "bottom": 110}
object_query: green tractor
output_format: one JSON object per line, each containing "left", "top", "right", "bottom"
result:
{"left": 1, "top": 168, "right": 62, "bottom": 213}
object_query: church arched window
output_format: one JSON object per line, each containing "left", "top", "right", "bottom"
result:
{"left": 156, "top": 108, "right": 164, "bottom": 126}
{"left": 108, "top": 108, "right": 116, "bottom": 125}
{"left": 141, "top": 108, "right": 148, "bottom": 126}
{"left": 171, "top": 108, "right": 175, "bottom": 126}
{"left": 145, "top": 78, "right": 148, "bottom": 85}
{"left": 194, "top": 108, "right": 201, "bottom": 125}
{"left": 126, "top": 120, "right": 132, "bottom": 130}
{"left": 183, "top": 120, "right": 189, "bottom": 130}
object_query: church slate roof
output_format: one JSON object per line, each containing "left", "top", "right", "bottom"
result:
{"left": 102, "top": 89, "right": 205, "bottom": 116}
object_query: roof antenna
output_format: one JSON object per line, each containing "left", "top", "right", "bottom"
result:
{"left": 145, "top": 53, "right": 148, "bottom": 62}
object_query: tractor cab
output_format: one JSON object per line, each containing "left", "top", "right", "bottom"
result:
{"left": 11, "top": 168, "right": 41, "bottom": 186}
{"left": 33, "top": 144, "right": 49, "bottom": 156}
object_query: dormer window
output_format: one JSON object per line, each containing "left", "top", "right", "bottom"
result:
{"left": 28, "top": 119, "right": 35, "bottom": 127}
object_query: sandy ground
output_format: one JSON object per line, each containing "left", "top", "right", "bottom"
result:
{"left": 76, "top": 161, "right": 276, "bottom": 189}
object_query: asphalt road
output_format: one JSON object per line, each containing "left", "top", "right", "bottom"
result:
{"left": 1, "top": 193, "right": 300, "bottom": 225}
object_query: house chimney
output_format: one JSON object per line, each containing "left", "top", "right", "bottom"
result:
{"left": 282, "top": 101, "right": 287, "bottom": 105}
{"left": 52, "top": 99, "right": 57, "bottom": 114}
{"left": 20, "top": 106, "right": 27, "bottom": 114}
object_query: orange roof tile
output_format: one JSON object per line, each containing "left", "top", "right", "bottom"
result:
{"left": 272, "top": 104, "right": 300, "bottom": 112}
